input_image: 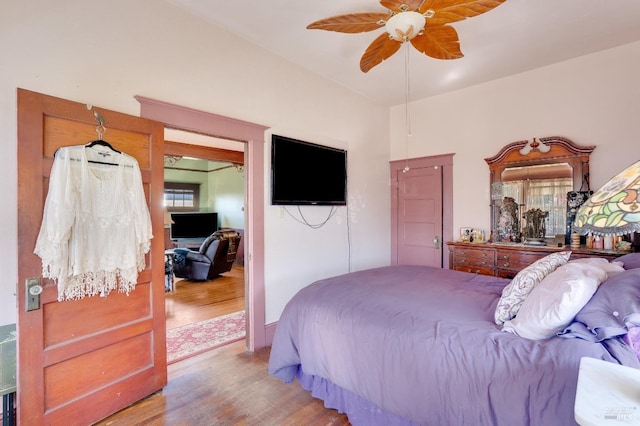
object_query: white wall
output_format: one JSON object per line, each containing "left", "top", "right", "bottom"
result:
{"left": 165, "top": 164, "right": 211, "bottom": 208}
{"left": 209, "top": 167, "right": 245, "bottom": 230}
{"left": 390, "top": 41, "right": 640, "bottom": 240}
{"left": 0, "top": 0, "right": 391, "bottom": 326}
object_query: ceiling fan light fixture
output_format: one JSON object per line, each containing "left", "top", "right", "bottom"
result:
{"left": 306, "top": 0, "right": 506, "bottom": 72}
{"left": 385, "top": 11, "right": 426, "bottom": 42}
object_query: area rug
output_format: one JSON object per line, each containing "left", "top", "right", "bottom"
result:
{"left": 166, "top": 311, "right": 246, "bottom": 364}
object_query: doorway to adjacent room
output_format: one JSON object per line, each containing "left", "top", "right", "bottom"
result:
{"left": 137, "top": 95, "right": 270, "bottom": 352}
{"left": 162, "top": 129, "right": 247, "bottom": 361}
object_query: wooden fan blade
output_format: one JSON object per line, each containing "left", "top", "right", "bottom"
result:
{"left": 419, "top": 0, "right": 506, "bottom": 26}
{"left": 380, "top": 0, "right": 425, "bottom": 12}
{"left": 410, "top": 25, "right": 463, "bottom": 60}
{"left": 307, "top": 13, "right": 389, "bottom": 33}
{"left": 360, "top": 33, "right": 402, "bottom": 73}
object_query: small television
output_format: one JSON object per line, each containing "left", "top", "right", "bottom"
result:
{"left": 271, "top": 134, "right": 347, "bottom": 206}
{"left": 170, "top": 212, "right": 218, "bottom": 240}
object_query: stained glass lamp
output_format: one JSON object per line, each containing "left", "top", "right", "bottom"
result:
{"left": 573, "top": 160, "right": 640, "bottom": 237}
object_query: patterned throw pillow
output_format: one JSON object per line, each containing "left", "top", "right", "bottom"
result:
{"left": 501, "top": 260, "right": 624, "bottom": 340}
{"left": 494, "top": 251, "right": 572, "bottom": 325}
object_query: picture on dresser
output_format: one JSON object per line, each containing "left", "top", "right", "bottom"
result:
{"left": 460, "top": 228, "right": 485, "bottom": 243}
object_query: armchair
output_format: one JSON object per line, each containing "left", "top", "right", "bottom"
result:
{"left": 172, "top": 230, "right": 241, "bottom": 281}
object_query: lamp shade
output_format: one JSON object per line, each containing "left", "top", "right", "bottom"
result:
{"left": 385, "top": 11, "right": 426, "bottom": 42}
{"left": 163, "top": 207, "right": 174, "bottom": 226}
{"left": 573, "top": 160, "right": 640, "bottom": 236}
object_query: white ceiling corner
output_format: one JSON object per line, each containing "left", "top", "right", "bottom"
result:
{"left": 163, "top": 0, "right": 640, "bottom": 107}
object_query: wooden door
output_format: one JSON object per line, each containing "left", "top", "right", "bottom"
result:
{"left": 16, "top": 89, "right": 167, "bottom": 425}
{"left": 393, "top": 165, "right": 443, "bottom": 267}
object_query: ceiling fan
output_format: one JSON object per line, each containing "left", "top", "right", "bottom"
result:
{"left": 307, "top": 0, "right": 507, "bottom": 73}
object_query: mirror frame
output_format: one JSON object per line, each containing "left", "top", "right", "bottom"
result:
{"left": 485, "top": 136, "right": 595, "bottom": 242}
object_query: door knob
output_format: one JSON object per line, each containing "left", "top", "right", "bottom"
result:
{"left": 26, "top": 277, "right": 43, "bottom": 311}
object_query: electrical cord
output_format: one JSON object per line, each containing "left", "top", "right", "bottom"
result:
{"left": 282, "top": 205, "right": 337, "bottom": 229}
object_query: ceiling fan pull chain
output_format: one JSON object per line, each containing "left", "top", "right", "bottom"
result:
{"left": 405, "top": 42, "right": 412, "bottom": 137}
{"left": 403, "top": 42, "right": 412, "bottom": 173}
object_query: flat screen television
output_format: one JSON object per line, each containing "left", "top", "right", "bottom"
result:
{"left": 170, "top": 212, "right": 218, "bottom": 240}
{"left": 271, "top": 134, "right": 347, "bottom": 206}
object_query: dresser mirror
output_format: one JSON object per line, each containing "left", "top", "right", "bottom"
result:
{"left": 485, "top": 136, "right": 594, "bottom": 244}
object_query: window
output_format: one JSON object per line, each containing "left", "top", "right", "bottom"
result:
{"left": 164, "top": 182, "right": 199, "bottom": 211}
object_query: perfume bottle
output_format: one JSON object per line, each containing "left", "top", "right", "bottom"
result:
{"left": 593, "top": 235, "right": 603, "bottom": 249}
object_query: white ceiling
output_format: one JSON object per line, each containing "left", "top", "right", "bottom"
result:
{"left": 165, "top": 0, "right": 640, "bottom": 107}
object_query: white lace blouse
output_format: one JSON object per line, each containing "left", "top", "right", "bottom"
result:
{"left": 34, "top": 145, "right": 153, "bottom": 301}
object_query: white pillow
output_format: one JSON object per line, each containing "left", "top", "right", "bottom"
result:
{"left": 494, "top": 251, "right": 571, "bottom": 325}
{"left": 502, "top": 260, "right": 625, "bottom": 340}
{"left": 570, "top": 256, "right": 625, "bottom": 271}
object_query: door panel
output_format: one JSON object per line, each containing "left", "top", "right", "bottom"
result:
{"left": 45, "top": 332, "right": 152, "bottom": 408}
{"left": 404, "top": 222, "right": 435, "bottom": 245}
{"left": 395, "top": 165, "right": 443, "bottom": 267}
{"left": 17, "top": 89, "right": 166, "bottom": 425}
{"left": 43, "top": 281, "right": 151, "bottom": 346}
{"left": 404, "top": 199, "right": 436, "bottom": 220}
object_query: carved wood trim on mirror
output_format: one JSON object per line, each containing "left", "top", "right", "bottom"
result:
{"left": 485, "top": 136, "right": 595, "bottom": 243}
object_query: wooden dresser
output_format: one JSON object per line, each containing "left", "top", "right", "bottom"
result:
{"left": 447, "top": 242, "right": 622, "bottom": 278}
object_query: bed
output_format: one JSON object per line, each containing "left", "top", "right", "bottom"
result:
{"left": 268, "top": 252, "right": 640, "bottom": 425}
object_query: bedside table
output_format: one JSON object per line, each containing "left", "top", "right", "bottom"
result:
{"left": 575, "top": 357, "right": 640, "bottom": 425}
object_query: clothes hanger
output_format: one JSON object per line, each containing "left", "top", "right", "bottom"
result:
{"left": 86, "top": 139, "right": 121, "bottom": 154}
{"left": 86, "top": 109, "right": 121, "bottom": 153}
{"left": 85, "top": 109, "right": 121, "bottom": 165}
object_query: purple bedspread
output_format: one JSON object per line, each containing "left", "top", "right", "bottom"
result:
{"left": 268, "top": 265, "right": 634, "bottom": 425}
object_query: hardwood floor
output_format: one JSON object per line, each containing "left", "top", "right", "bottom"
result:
{"left": 95, "top": 340, "right": 351, "bottom": 425}
{"left": 166, "top": 265, "right": 246, "bottom": 330}
{"left": 97, "top": 265, "right": 351, "bottom": 425}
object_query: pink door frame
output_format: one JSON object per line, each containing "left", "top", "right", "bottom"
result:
{"left": 390, "top": 153, "right": 454, "bottom": 268}
{"left": 136, "top": 95, "right": 269, "bottom": 351}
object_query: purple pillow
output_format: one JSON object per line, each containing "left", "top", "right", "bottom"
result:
{"left": 566, "top": 268, "right": 640, "bottom": 341}
{"left": 624, "top": 328, "right": 640, "bottom": 361}
{"left": 616, "top": 252, "right": 640, "bottom": 270}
